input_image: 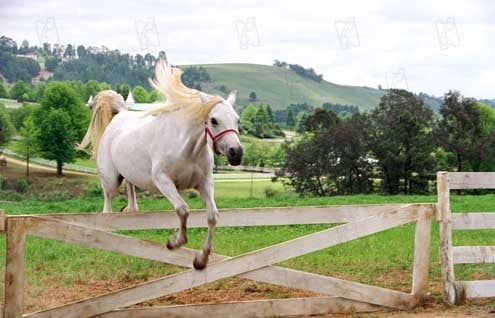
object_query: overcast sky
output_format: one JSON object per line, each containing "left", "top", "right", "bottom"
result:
{"left": 1, "top": 0, "right": 494, "bottom": 98}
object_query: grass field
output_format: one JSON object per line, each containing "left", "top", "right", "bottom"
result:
{"left": 194, "top": 63, "right": 385, "bottom": 111}
{"left": 1, "top": 162, "right": 494, "bottom": 315}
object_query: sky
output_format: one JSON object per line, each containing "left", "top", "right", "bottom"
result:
{"left": 1, "top": 0, "right": 494, "bottom": 98}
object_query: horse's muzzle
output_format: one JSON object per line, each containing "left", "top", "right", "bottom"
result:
{"left": 226, "top": 146, "right": 243, "bottom": 166}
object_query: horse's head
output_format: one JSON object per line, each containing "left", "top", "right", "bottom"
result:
{"left": 204, "top": 91, "right": 243, "bottom": 166}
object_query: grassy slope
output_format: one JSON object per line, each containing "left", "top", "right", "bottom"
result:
{"left": 195, "top": 63, "right": 385, "bottom": 111}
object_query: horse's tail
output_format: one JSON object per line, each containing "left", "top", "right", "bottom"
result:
{"left": 77, "top": 90, "right": 126, "bottom": 158}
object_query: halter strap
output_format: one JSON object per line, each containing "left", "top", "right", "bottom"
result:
{"left": 205, "top": 125, "right": 239, "bottom": 155}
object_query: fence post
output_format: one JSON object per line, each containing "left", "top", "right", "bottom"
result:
{"left": 412, "top": 205, "right": 432, "bottom": 302}
{"left": 4, "top": 218, "right": 26, "bottom": 318}
{"left": 437, "top": 171, "right": 458, "bottom": 304}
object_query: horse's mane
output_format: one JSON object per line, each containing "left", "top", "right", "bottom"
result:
{"left": 144, "top": 59, "right": 222, "bottom": 121}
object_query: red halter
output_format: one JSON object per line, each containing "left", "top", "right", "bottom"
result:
{"left": 205, "top": 125, "right": 239, "bottom": 155}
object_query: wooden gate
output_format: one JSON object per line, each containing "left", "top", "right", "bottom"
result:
{"left": 438, "top": 171, "right": 495, "bottom": 304}
{"left": 2, "top": 203, "right": 435, "bottom": 318}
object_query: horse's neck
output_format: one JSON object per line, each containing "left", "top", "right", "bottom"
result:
{"left": 158, "top": 116, "right": 208, "bottom": 160}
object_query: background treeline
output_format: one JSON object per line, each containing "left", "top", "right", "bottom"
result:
{"left": 273, "top": 60, "right": 323, "bottom": 82}
{"left": 284, "top": 89, "right": 495, "bottom": 196}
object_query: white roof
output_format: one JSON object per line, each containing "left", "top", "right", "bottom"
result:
{"left": 126, "top": 91, "right": 135, "bottom": 104}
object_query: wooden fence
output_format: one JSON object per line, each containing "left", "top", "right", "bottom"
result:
{"left": 0, "top": 203, "right": 435, "bottom": 318}
{"left": 438, "top": 171, "right": 495, "bottom": 304}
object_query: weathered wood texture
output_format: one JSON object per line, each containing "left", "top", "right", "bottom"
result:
{"left": 412, "top": 207, "right": 433, "bottom": 300}
{"left": 94, "top": 296, "right": 381, "bottom": 318}
{"left": 448, "top": 172, "right": 495, "bottom": 189}
{"left": 11, "top": 204, "right": 409, "bottom": 231}
{"left": 452, "top": 213, "right": 495, "bottom": 230}
{"left": 460, "top": 280, "right": 495, "bottom": 298}
{"left": 437, "top": 172, "right": 457, "bottom": 305}
{"left": 4, "top": 218, "right": 27, "bottom": 318}
{"left": 24, "top": 206, "right": 419, "bottom": 318}
{"left": 453, "top": 246, "right": 495, "bottom": 264}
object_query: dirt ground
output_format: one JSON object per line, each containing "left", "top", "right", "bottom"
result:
{"left": 19, "top": 275, "right": 495, "bottom": 317}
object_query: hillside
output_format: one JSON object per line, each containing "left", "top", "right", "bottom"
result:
{"left": 195, "top": 63, "right": 385, "bottom": 111}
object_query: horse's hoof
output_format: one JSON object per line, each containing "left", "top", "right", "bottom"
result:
{"left": 193, "top": 254, "right": 207, "bottom": 270}
{"left": 166, "top": 239, "right": 176, "bottom": 250}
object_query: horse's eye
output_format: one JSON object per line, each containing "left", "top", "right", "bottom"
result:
{"left": 211, "top": 118, "right": 218, "bottom": 126}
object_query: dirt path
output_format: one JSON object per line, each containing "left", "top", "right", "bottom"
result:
{"left": 4, "top": 157, "right": 95, "bottom": 177}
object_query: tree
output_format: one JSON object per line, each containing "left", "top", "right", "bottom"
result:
{"left": 85, "top": 80, "right": 102, "bottom": 100}
{"left": 286, "top": 109, "right": 295, "bottom": 128}
{"left": 0, "top": 80, "right": 8, "bottom": 98}
{"left": 116, "top": 83, "right": 130, "bottom": 100}
{"left": 39, "top": 81, "right": 90, "bottom": 139}
{"left": 249, "top": 91, "right": 257, "bottom": 101}
{"left": 10, "top": 80, "right": 31, "bottom": 101}
{"left": 266, "top": 105, "right": 274, "bottom": 123}
{"left": 474, "top": 103, "right": 495, "bottom": 171}
{"left": 369, "top": 89, "right": 434, "bottom": 194}
{"left": 435, "top": 90, "right": 481, "bottom": 172}
{"left": 132, "top": 85, "right": 149, "bottom": 103}
{"left": 45, "top": 57, "right": 59, "bottom": 72}
{"left": 13, "top": 116, "right": 39, "bottom": 179}
{"left": 0, "top": 104, "right": 14, "bottom": 146}
{"left": 37, "top": 108, "right": 77, "bottom": 176}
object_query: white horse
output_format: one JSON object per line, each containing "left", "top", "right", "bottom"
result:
{"left": 78, "top": 59, "right": 243, "bottom": 269}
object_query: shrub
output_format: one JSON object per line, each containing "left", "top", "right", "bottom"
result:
{"left": 16, "top": 178, "right": 31, "bottom": 193}
{"left": 264, "top": 186, "right": 278, "bottom": 198}
{"left": 83, "top": 182, "right": 102, "bottom": 198}
{"left": 0, "top": 177, "right": 7, "bottom": 190}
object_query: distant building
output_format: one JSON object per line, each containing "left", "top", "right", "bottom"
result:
{"left": 126, "top": 91, "right": 135, "bottom": 104}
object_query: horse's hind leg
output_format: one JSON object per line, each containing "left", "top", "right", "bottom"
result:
{"left": 122, "top": 181, "right": 139, "bottom": 213}
{"left": 98, "top": 167, "right": 121, "bottom": 213}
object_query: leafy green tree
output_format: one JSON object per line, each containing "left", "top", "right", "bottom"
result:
{"left": 369, "top": 89, "right": 434, "bottom": 194}
{"left": 474, "top": 103, "right": 495, "bottom": 171}
{"left": 38, "top": 81, "right": 90, "bottom": 139}
{"left": 0, "top": 104, "right": 14, "bottom": 146}
{"left": 286, "top": 109, "right": 295, "bottom": 128}
{"left": 434, "top": 90, "right": 480, "bottom": 172}
{"left": 10, "top": 80, "right": 31, "bottom": 101}
{"left": 37, "top": 108, "right": 77, "bottom": 176}
{"left": 45, "top": 57, "right": 59, "bottom": 72}
{"left": 132, "top": 85, "right": 150, "bottom": 103}
{"left": 9, "top": 102, "right": 37, "bottom": 130}
{"left": 116, "top": 83, "right": 130, "bottom": 100}
{"left": 99, "top": 82, "right": 111, "bottom": 91}
{"left": 0, "top": 80, "right": 8, "bottom": 98}
{"left": 148, "top": 89, "right": 160, "bottom": 102}
{"left": 266, "top": 105, "right": 274, "bottom": 123}
{"left": 249, "top": 91, "right": 257, "bottom": 101}
{"left": 85, "top": 80, "right": 102, "bottom": 100}
{"left": 13, "top": 116, "right": 39, "bottom": 179}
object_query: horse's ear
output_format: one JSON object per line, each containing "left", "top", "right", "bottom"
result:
{"left": 226, "top": 90, "right": 237, "bottom": 106}
{"left": 198, "top": 92, "right": 209, "bottom": 104}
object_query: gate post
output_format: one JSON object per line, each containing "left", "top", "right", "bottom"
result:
{"left": 4, "top": 218, "right": 26, "bottom": 318}
{"left": 412, "top": 205, "right": 432, "bottom": 302}
{"left": 437, "top": 171, "right": 458, "bottom": 304}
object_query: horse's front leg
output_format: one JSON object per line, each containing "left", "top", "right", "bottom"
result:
{"left": 194, "top": 177, "right": 218, "bottom": 270}
{"left": 152, "top": 173, "right": 189, "bottom": 249}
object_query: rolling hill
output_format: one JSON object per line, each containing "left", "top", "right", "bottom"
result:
{"left": 195, "top": 63, "right": 385, "bottom": 111}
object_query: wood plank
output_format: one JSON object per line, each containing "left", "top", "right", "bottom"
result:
{"left": 448, "top": 172, "right": 495, "bottom": 189}
{"left": 452, "top": 213, "right": 495, "bottom": 230}
{"left": 460, "top": 280, "right": 495, "bottom": 298}
{"left": 11, "top": 204, "right": 410, "bottom": 231}
{"left": 0, "top": 209, "right": 6, "bottom": 232}
{"left": 453, "top": 246, "right": 495, "bottom": 264}
{"left": 437, "top": 171, "right": 457, "bottom": 304}
{"left": 412, "top": 207, "right": 433, "bottom": 300}
{"left": 94, "top": 296, "right": 381, "bottom": 318}
{"left": 24, "top": 214, "right": 417, "bottom": 309}
{"left": 242, "top": 266, "right": 416, "bottom": 310}
{"left": 23, "top": 216, "right": 207, "bottom": 268}
{"left": 4, "top": 218, "right": 27, "bottom": 318}
{"left": 24, "top": 206, "right": 418, "bottom": 318}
